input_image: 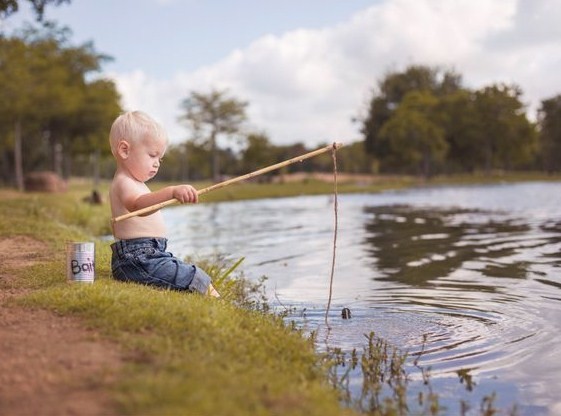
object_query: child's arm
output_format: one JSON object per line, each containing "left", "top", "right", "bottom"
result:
{"left": 135, "top": 185, "right": 198, "bottom": 208}
{"left": 116, "top": 176, "right": 198, "bottom": 215}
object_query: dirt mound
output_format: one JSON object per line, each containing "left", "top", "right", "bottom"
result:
{"left": 24, "top": 171, "right": 67, "bottom": 193}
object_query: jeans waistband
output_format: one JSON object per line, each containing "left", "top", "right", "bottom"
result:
{"left": 111, "top": 237, "right": 168, "bottom": 256}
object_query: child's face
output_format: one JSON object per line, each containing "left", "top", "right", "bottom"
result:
{"left": 123, "top": 135, "right": 167, "bottom": 182}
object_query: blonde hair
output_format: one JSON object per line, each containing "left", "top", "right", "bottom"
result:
{"left": 109, "top": 111, "right": 168, "bottom": 156}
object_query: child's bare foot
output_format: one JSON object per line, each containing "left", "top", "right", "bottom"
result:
{"left": 207, "top": 284, "right": 220, "bottom": 298}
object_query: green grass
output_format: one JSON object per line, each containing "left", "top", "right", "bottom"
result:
{"left": 0, "top": 186, "right": 353, "bottom": 416}
{"left": 21, "top": 275, "right": 343, "bottom": 415}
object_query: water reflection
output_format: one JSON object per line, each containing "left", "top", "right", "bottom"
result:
{"left": 363, "top": 205, "right": 536, "bottom": 286}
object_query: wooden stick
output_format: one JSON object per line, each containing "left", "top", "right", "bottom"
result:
{"left": 113, "top": 142, "right": 343, "bottom": 223}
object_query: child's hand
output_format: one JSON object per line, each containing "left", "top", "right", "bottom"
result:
{"left": 172, "top": 185, "right": 199, "bottom": 204}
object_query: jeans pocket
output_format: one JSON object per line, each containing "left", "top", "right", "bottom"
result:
{"left": 131, "top": 246, "right": 156, "bottom": 262}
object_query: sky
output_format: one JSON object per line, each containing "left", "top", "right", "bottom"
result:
{"left": 4, "top": 0, "right": 561, "bottom": 147}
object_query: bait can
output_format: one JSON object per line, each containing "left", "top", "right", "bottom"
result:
{"left": 66, "top": 242, "right": 95, "bottom": 283}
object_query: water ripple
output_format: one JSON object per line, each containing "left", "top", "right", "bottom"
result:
{"left": 166, "top": 183, "right": 561, "bottom": 414}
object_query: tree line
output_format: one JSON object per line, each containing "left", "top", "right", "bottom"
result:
{"left": 0, "top": 24, "right": 121, "bottom": 189}
{"left": 2, "top": 8, "right": 561, "bottom": 189}
{"left": 360, "top": 65, "right": 561, "bottom": 177}
{"left": 163, "top": 66, "right": 561, "bottom": 180}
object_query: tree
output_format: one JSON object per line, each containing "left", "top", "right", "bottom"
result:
{"left": 0, "top": 0, "right": 70, "bottom": 21}
{"left": 360, "top": 65, "right": 462, "bottom": 172}
{"left": 26, "top": 32, "right": 98, "bottom": 177}
{"left": 336, "top": 141, "right": 375, "bottom": 174}
{"left": 378, "top": 91, "right": 447, "bottom": 177}
{"left": 179, "top": 89, "right": 248, "bottom": 181}
{"left": 0, "top": 36, "right": 31, "bottom": 189}
{"left": 358, "top": 65, "right": 539, "bottom": 175}
{"left": 538, "top": 94, "right": 561, "bottom": 172}
{"left": 437, "top": 89, "right": 484, "bottom": 173}
{"left": 473, "top": 84, "right": 537, "bottom": 172}
{"left": 240, "top": 132, "right": 276, "bottom": 176}
{"left": 0, "top": 26, "right": 121, "bottom": 188}
{"left": 68, "top": 78, "right": 122, "bottom": 187}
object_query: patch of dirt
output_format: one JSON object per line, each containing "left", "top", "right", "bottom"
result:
{"left": 0, "top": 235, "right": 50, "bottom": 300}
{"left": 0, "top": 236, "right": 124, "bottom": 416}
{"left": 0, "top": 235, "right": 49, "bottom": 269}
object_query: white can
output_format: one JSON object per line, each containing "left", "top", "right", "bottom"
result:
{"left": 66, "top": 242, "right": 95, "bottom": 283}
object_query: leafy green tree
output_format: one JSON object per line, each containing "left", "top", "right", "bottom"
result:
{"left": 273, "top": 142, "right": 308, "bottom": 175}
{"left": 473, "top": 84, "right": 537, "bottom": 171}
{"left": 68, "top": 78, "right": 122, "bottom": 187}
{"left": 437, "top": 89, "right": 484, "bottom": 172}
{"left": 537, "top": 95, "right": 561, "bottom": 172}
{"left": 27, "top": 33, "right": 99, "bottom": 176}
{"left": 184, "top": 141, "right": 212, "bottom": 180}
{"left": 240, "top": 132, "right": 276, "bottom": 176}
{"left": 360, "top": 65, "right": 462, "bottom": 172}
{"left": 179, "top": 89, "right": 248, "bottom": 181}
{"left": 0, "top": 0, "right": 70, "bottom": 21}
{"left": 0, "top": 36, "right": 31, "bottom": 189}
{"left": 336, "top": 141, "right": 376, "bottom": 174}
{"left": 359, "top": 65, "right": 539, "bottom": 175}
{"left": 0, "top": 26, "right": 120, "bottom": 188}
{"left": 379, "top": 91, "right": 447, "bottom": 177}
{"left": 156, "top": 144, "right": 188, "bottom": 182}
{"left": 158, "top": 140, "right": 214, "bottom": 182}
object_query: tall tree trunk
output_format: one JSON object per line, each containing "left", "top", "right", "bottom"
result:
{"left": 14, "top": 118, "right": 24, "bottom": 191}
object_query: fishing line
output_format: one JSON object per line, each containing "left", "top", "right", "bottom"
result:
{"left": 324, "top": 142, "right": 339, "bottom": 329}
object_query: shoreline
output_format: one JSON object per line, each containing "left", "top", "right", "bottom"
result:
{"left": 1, "top": 173, "right": 559, "bottom": 414}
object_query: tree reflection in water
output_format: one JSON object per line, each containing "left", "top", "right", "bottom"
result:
{"left": 363, "top": 204, "right": 561, "bottom": 287}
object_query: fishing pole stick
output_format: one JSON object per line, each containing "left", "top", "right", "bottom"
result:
{"left": 112, "top": 142, "right": 343, "bottom": 223}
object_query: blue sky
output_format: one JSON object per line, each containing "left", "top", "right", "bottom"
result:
{"left": 4, "top": 0, "right": 561, "bottom": 147}
{"left": 7, "top": 0, "right": 377, "bottom": 76}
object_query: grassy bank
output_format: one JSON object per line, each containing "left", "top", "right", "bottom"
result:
{"left": 0, "top": 187, "right": 354, "bottom": 416}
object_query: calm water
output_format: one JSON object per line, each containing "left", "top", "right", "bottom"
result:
{"left": 165, "top": 181, "right": 561, "bottom": 415}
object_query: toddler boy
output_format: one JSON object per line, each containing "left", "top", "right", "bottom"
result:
{"left": 108, "top": 110, "right": 219, "bottom": 297}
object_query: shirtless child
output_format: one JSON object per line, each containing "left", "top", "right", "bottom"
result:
{"left": 108, "top": 110, "right": 219, "bottom": 297}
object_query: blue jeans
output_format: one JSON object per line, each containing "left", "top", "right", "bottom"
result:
{"left": 110, "top": 238, "right": 211, "bottom": 294}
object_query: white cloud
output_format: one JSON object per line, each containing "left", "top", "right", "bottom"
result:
{"left": 108, "top": 0, "right": 561, "bottom": 147}
{"left": 111, "top": 70, "right": 188, "bottom": 140}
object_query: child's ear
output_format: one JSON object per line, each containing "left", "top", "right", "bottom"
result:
{"left": 117, "top": 140, "right": 130, "bottom": 159}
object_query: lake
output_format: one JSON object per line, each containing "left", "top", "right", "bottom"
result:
{"left": 165, "top": 181, "right": 561, "bottom": 415}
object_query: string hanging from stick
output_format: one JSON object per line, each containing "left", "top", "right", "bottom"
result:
{"left": 324, "top": 143, "right": 339, "bottom": 330}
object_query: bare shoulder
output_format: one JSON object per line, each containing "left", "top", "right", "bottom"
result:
{"left": 111, "top": 172, "right": 147, "bottom": 197}
{"left": 110, "top": 172, "right": 150, "bottom": 215}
